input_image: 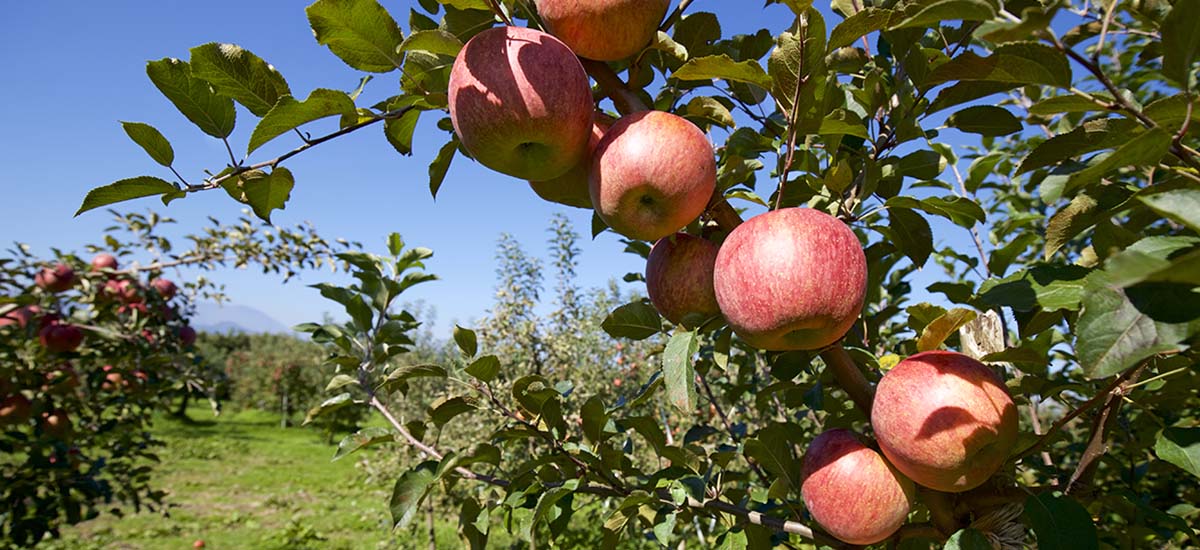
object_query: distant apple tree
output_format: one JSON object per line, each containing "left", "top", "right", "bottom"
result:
{"left": 79, "top": 0, "right": 1199, "bottom": 548}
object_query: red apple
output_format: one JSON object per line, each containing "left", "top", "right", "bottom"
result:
{"left": 529, "top": 113, "right": 614, "bottom": 209}
{"left": 43, "top": 365, "right": 80, "bottom": 394}
{"left": 801, "top": 429, "right": 914, "bottom": 545}
{"left": 590, "top": 111, "right": 716, "bottom": 241}
{"left": 39, "top": 323, "right": 83, "bottom": 353}
{"left": 194, "top": 540, "right": 206, "bottom": 549}
{"left": 712, "top": 208, "right": 866, "bottom": 351}
{"left": 448, "top": 26, "right": 594, "bottom": 181}
{"left": 534, "top": 0, "right": 670, "bottom": 61}
{"left": 179, "top": 326, "right": 197, "bottom": 348}
{"left": 151, "top": 278, "right": 178, "bottom": 300}
{"left": 120, "top": 303, "right": 150, "bottom": 316}
{"left": 91, "top": 253, "right": 118, "bottom": 271}
{"left": 645, "top": 233, "right": 721, "bottom": 327}
{"left": 40, "top": 409, "right": 73, "bottom": 439}
{"left": 871, "top": 351, "right": 1018, "bottom": 493}
{"left": 35, "top": 263, "right": 75, "bottom": 293}
{"left": 0, "top": 394, "right": 32, "bottom": 426}
{"left": 0, "top": 305, "right": 42, "bottom": 329}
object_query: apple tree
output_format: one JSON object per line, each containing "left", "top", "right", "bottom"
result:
{"left": 0, "top": 211, "right": 353, "bottom": 546}
{"left": 80, "top": 0, "right": 1199, "bottom": 547}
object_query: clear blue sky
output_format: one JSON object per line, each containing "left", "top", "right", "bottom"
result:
{"left": 0, "top": 1, "right": 970, "bottom": 335}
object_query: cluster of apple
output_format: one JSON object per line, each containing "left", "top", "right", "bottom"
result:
{"left": 0, "top": 253, "right": 196, "bottom": 443}
{"left": 444, "top": 3, "right": 1018, "bottom": 545}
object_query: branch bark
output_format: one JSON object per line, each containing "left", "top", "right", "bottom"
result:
{"left": 1065, "top": 363, "right": 1148, "bottom": 495}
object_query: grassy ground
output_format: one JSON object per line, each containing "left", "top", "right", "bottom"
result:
{"left": 49, "top": 406, "right": 462, "bottom": 550}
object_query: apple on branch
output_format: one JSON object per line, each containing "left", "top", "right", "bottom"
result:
{"left": 534, "top": 0, "right": 670, "bottom": 62}
{"left": 645, "top": 232, "right": 721, "bottom": 328}
{"left": 529, "top": 112, "right": 614, "bottom": 209}
{"left": 801, "top": 429, "right": 915, "bottom": 545}
{"left": 713, "top": 208, "right": 866, "bottom": 350}
{"left": 448, "top": 26, "right": 593, "bottom": 181}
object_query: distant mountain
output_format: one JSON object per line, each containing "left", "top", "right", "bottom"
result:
{"left": 191, "top": 303, "right": 291, "bottom": 334}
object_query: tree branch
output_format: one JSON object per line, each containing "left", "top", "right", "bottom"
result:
{"left": 1065, "top": 363, "right": 1148, "bottom": 495}
{"left": 1015, "top": 362, "right": 1146, "bottom": 461}
{"left": 659, "top": 0, "right": 697, "bottom": 32}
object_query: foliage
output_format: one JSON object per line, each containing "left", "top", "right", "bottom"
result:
{"left": 82, "top": 0, "right": 1200, "bottom": 548}
{"left": 0, "top": 212, "right": 351, "bottom": 547}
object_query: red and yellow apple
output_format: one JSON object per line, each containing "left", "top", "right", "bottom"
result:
{"left": 871, "top": 351, "right": 1018, "bottom": 493}
{"left": 40, "top": 409, "right": 73, "bottom": 439}
{"left": 91, "top": 253, "right": 118, "bottom": 271}
{"left": 713, "top": 208, "right": 866, "bottom": 350}
{"left": 448, "top": 26, "right": 594, "bottom": 181}
{"left": 36, "top": 263, "right": 75, "bottom": 293}
{"left": 590, "top": 111, "right": 716, "bottom": 241}
{"left": 534, "top": 0, "right": 670, "bottom": 61}
{"left": 645, "top": 232, "right": 721, "bottom": 327}
{"left": 39, "top": 323, "right": 83, "bottom": 353}
{"left": 151, "top": 278, "right": 177, "bottom": 300}
{"left": 801, "top": 429, "right": 915, "bottom": 545}
{"left": 0, "top": 394, "right": 32, "bottom": 426}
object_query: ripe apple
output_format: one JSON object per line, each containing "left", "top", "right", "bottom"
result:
{"left": 645, "top": 233, "right": 721, "bottom": 327}
{"left": 712, "top": 208, "right": 866, "bottom": 351}
{"left": 590, "top": 111, "right": 716, "bottom": 241}
{"left": 0, "top": 394, "right": 32, "bottom": 426}
{"left": 35, "top": 263, "right": 75, "bottom": 293}
{"left": 0, "top": 305, "right": 42, "bottom": 329}
{"left": 39, "top": 323, "right": 84, "bottom": 353}
{"left": 534, "top": 0, "right": 670, "bottom": 61}
{"left": 91, "top": 253, "right": 118, "bottom": 271}
{"left": 194, "top": 540, "right": 206, "bottom": 549}
{"left": 871, "top": 351, "right": 1018, "bottom": 493}
{"left": 179, "top": 326, "right": 197, "bottom": 348}
{"left": 43, "top": 365, "right": 80, "bottom": 394}
{"left": 40, "top": 409, "right": 73, "bottom": 439}
{"left": 801, "top": 429, "right": 915, "bottom": 545}
{"left": 151, "top": 278, "right": 178, "bottom": 300}
{"left": 529, "top": 113, "right": 614, "bottom": 209}
{"left": 448, "top": 25, "right": 594, "bottom": 181}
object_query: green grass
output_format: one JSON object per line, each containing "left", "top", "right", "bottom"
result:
{"left": 49, "top": 406, "right": 462, "bottom": 550}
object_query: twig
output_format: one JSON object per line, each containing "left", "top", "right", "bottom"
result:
{"left": 1015, "top": 363, "right": 1145, "bottom": 460}
{"left": 776, "top": 13, "right": 808, "bottom": 211}
{"left": 659, "top": 0, "right": 696, "bottom": 32}
{"left": 1065, "top": 363, "right": 1148, "bottom": 494}
{"left": 580, "top": 59, "right": 648, "bottom": 116}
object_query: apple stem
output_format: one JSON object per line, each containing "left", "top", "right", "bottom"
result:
{"left": 920, "top": 488, "right": 963, "bottom": 536}
{"left": 817, "top": 344, "right": 874, "bottom": 416}
{"left": 705, "top": 189, "right": 744, "bottom": 232}
{"left": 580, "top": 59, "right": 649, "bottom": 116}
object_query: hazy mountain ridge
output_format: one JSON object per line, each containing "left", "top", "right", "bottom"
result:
{"left": 191, "top": 303, "right": 291, "bottom": 334}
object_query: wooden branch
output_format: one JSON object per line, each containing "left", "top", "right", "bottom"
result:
{"left": 1065, "top": 364, "right": 1148, "bottom": 495}
{"left": 1016, "top": 363, "right": 1145, "bottom": 460}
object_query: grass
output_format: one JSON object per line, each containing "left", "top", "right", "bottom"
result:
{"left": 49, "top": 406, "right": 463, "bottom": 550}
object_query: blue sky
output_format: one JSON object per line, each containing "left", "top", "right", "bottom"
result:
{"left": 0, "top": 1, "right": 970, "bottom": 335}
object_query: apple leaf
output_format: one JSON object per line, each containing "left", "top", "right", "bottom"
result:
{"left": 662, "top": 330, "right": 699, "bottom": 412}
{"left": 946, "top": 105, "right": 1022, "bottom": 136}
{"left": 888, "top": 0, "right": 994, "bottom": 30}
{"left": 239, "top": 168, "right": 295, "bottom": 223}
{"left": 917, "top": 308, "right": 978, "bottom": 352}
{"left": 384, "top": 109, "right": 421, "bottom": 156}
{"left": 925, "top": 42, "right": 1071, "bottom": 89}
{"left": 145, "top": 58, "right": 236, "bottom": 138}
{"left": 1138, "top": 187, "right": 1200, "bottom": 233}
{"left": 428, "top": 138, "right": 458, "bottom": 198}
{"left": 464, "top": 355, "right": 500, "bottom": 383}
{"left": 332, "top": 426, "right": 394, "bottom": 461}
{"left": 399, "top": 29, "right": 463, "bottom": 58}
{"left": 672, "top": 54, "right": 772, "bottom": 90}
{"left": 247, "top": 89, "right": 356, "bottom": 154}
{"left": 943, "top": 528, "right": 992, "bottom": 550}
{"left": 1061, "top": 128, "right": 1172, "bottom": 197}
{"left": 928, "top": 81, "right": 1021, "bottom": 114}
{"left": 429, "top": 396, "right": 475, "bottom": 428}
{"left": 453, "top": 324, "right": 477, "bottom": 357}
{"left": 390, "top": 461, "right": 437, "bottom": 528}
{"left": 189, "top": 42, "right": 292, "bottom": 117}
{"left": 1075, "top": 280, "right": 1189, "bottom": 379}
{"left": 120, "top": 122, "right": 174, "bottom": 167}
{"left": 307, "top": 0, "right": 406, "bottom": 73}
{"left": 1156, "top": 428, "right": 1200, "bottom": 480}
{"left": 76, "top": 177, "right": 178, "bottom": 217}
{"left": 1161, "top": 0, "right": 1200, "bottom": 86}
{"left": 303, "top": 392, "right": 353, "bottom": 425}
{"left": 1024, "top": 493, "right": 1099, "bottom": 550}
{"left": 601, "top": 302, "right": 662, "bottom": 341}
{"left": 887, "top": 207, "right": 933, "bottom": 268}
{"left": 827, "top": 8, "right": 893, "bottom": 52}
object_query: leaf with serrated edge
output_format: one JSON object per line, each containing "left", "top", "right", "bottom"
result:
{"left": 76, "top": 177, "right": 177, "bottom": 217}
{"left": 307, "top": 0, "right": 405, "bottom": 72}
{"left": 918, "top": 308, "right": 978, "bottom": 351}
{"left": 1156, "top": 428, "right": 1200, "bottom": 480}
{"left": 248, "top": 89, "right": 355, "bottom": 154}
{"left": 146, "top": 58, "right": 236, "bottom": 138}
{"left": 121, "top": 122, "right": 175, "bottom": 166}
{"left": 1024, "top": 493, "right": 1099, "bottom": 550}
{"left": 663, "top": 330, "right": 699, "bottom": 411}
{"left": 190, "top": 43, "right": 292, "bottom": 117}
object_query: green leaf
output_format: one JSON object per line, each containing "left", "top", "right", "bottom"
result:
{"left": 429, "top": 396, "right": 475, "bottom": 428}
{"left": 663, "top": 330, "right": 699, "bottom": 412}
{"left": 989, "top": 232, "right": 1038, "bottom": 277}
{"left": 885, "top": 196, "right": 985, "bottom": 228}
{"left": 888, "top": 207, "right": 933, "bottom": 268}
{"left": 1018, "top": 119, "right": 1139, "bottom": 176}
{"left": 673, "top": 12, "right": 721, "bottom": 58}
{"left": 240, "top": 167, "right": 295, "bottom": 223}
{"left": 189, "top": 43, "right": 292, "bottom": 117}
{"left": 453, "top": 324, "right": 477, "bottom": 357}
{"left": 743, "top": 432, "right": 800, "bottom": 495}
{"left": 1076, "top": 281, "right": 1189, "bottom": 379}
{"left": 827, "top": 8, "right": 893, "bottom": 51}
{"left": 965, "top": 152, "right": 1005, "bottom": 193}
{"left": 378, "top": 364, "right": 447, "bottom": 394}
{"left": 1156, "top": 428, "right": 1200, "bottom": 480}
{"left": 601, "top": 302, "right": 662, "bottom": 340}
{"left": 925, "top": 42, "right": 1071, "bottom": 89}
{"left": 768, "top": 10, "right": 826, "bottom": 119}
{"left": 247, "top": 89, "right": 356, "bottom": 154}
{"left": 465, "top": 355, "right": 500, "bottom": 382}
{"left": 581, "top": 396, "right": 609, "bottom": 444}
{"left": 1161, "top": 0, "right": 1200, "bottom": 86}
{"left": 1024, "top": 493, "right": 1099, "bottom": 550}
{"left": 888, "top": 0, "right": 995, "bottom": 30}
{"left": 944, "top": 528, "right": 994, "bottom": 550}
{"left": 390, "top": 461, "right": 437, "bottom": 529}
{"left": 1139, "top": 187, "right": 1200, "bottom": 232}
{"left": 76, "top": 177, "right": 178, "bottom": 217}
{"left": 307, "top": 0, "right": 406, "bottom": 72}
{"left": 303, "top": 392, "right": 353, "bottom": 425}
{"left": 1028, "top": 93, "right": 1113, "bottom": 116}
{"left": 1061, "top": 128, "right": 1172, "bottom": 196}
{"left": 978, "top": 264, "right": 1091, "bottom": 312}
{"left": 333, "top": 426, "right": 394, "bottom": 461}
{"left": 917, "top": 308, "right": 978, "bottom": 351}
{"left": 399, "top": 29, "right": 464, "bottom": 57}
{"left": 325, "top": 374, "right": 358, "bottom": 392}
{"left": 673, "top": 55, "right": 772, "bottom": 89}
{"left": 429, "top": 138, "right": 458, "bottom": 198}
{"left": 897, "top": 149, "right": 944, "bottom": 179}
{"left": 928, "top": 81, "right": 1020, "bottom": 114}
{"left": 946, "top": 105, "right": 1022, "bottom": 136}
{"left": 145, "top": 58, "right": 236, "bottom": 138}
{"left": 685, "top": 96, "right": 736, "bottom": 128}
{"left": 121, "top": 122, "right": 174, "bottom": 166}
{"left": 1043, "top": 185, "right": 1133, "bottom": 259}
